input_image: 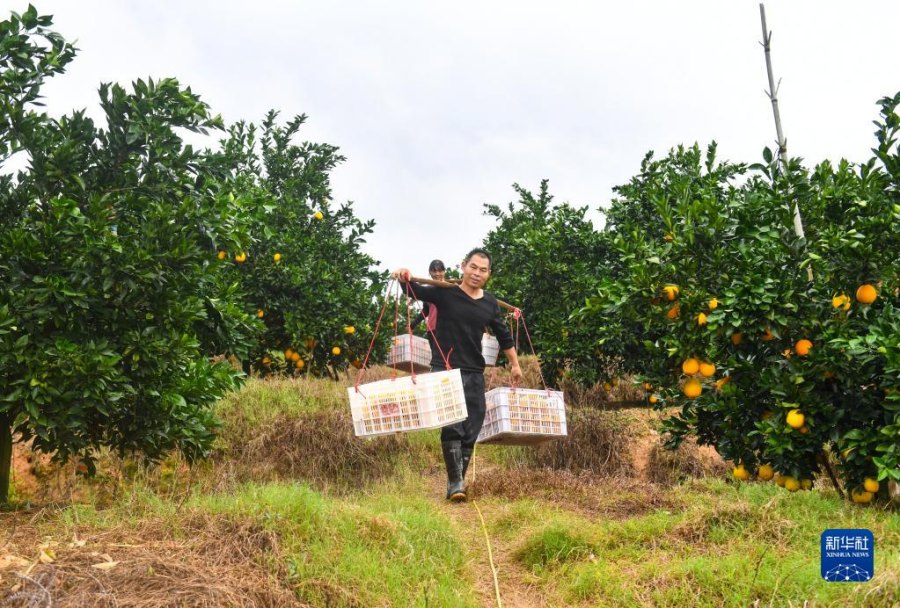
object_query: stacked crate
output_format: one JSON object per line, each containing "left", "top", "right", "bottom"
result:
{"left": 386, "top": 334, "right": 432, "bottom": 373}
{"left": 482, "top": 333, "right": 500, "bottom": 366}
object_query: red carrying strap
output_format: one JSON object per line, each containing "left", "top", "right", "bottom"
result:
{"left": 508, "top": 308, "right": 521, "bottom": 390}
{"left": 397, "top": 281, "right": 422, "bottom": 382}
{"left": 354, "top": 279, "right": 454, "bottom": 392}
{"left": 514, "top": 308, "right": 551, "bottom": 394}
{"left": 388, "top": 280, "right": 425, "bottom": 382}
{"left": 355, "top": 279, "right": 397, "bottom": 391}
{"left": 404, "top": 281, "right": 452, "bottom": 371}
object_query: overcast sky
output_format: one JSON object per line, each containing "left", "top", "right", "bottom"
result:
{"left": 17, "top": 1, "right": 900, "bottom": 275}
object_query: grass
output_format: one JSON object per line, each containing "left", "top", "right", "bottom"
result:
{"left": 7, "top": 475, "right": 477, "bottom": 607}
{"left": 197, "top": 479, "right": 477, "bottom": 607}
{"left": 3, "top": 373, "right": 900, "bottom": 607}
{"left": 496, "top": 478, "right": 900, "bottom": 607}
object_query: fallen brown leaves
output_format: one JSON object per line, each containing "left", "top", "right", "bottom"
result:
{"left": 1, "top": 510, "right": 307, "bottom": 608}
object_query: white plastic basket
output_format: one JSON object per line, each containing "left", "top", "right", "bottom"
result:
{"left": 477, "top": 387, "right": 567, "bottom": 446}
{"left": 348, "top": 369, "right": 467, "bottom": 437}
{"left": 482, "top": 333, "right": 500, "bottom": 366}
{"left": 386, "top": 334, "right": 433, "bottom": 373}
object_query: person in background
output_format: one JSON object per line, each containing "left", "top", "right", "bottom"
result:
{"left": 392, "top": 248, "right": 522, "bottom": 501}
{"left": 410, "top": 259, "right": 446, "bottom": 336}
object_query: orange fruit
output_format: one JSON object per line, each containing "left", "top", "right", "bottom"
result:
{"left": 331, "top": 346, "right": 341, "bottom": 356}
{"left": 856, "top": 284, "right": 877, "bottom": 305}
{"left": 295, "top": 358, "right": 305, "bottom": 369}
{"left": 257, "top": 309, "right": 265, "bottom": 318}
{"left": 832, "top": 294, "right": 850, "bottom": 310}
{"left": 235, "top": 253, "right": 247, "bottom": 263}
{"left": 794, "top": 339, "right": 812, "bottom": 356}
{"left": 863, "top": 478, "right": 880, "bottom": 493}
{"left": 313, "top": 211, "right": 324, "bottom": 221}
{"left": 261, "top": 356, "right": 272, "bottom": 366}
{"left": 786, "top": 409, "right": 805, "bottom": 429}
{"left": 699, "top": 362, "right": 716, "bottom": 378}
{"left": 799, "top": 425, "right": 809, "bottom": 434}
{"left": 697, "top": 312, "right": 708, "bottom": 326}
{"left": 783, "top": 476, "right": 800, "bottom": 492}
{"left": 732, "top": 465, "right": 750, "bottom": 481}
{"left": 642, "top": 382, "right": 653, "bottom": 391}
{"left": 666, "top": 304, "right": 680, "bottom": 320}
{"left": 682, "top": 358, "right": 701, "bottom": 375}
{"left": 774, "top": 475, "right": 787, "bottom": 488}
{"left": 663, "top": 285, "right": 680, "bottom": 301}
{"left": 683, "top": 378, "right": 702, "bottom": 399}
{"left": 344, "top": 325, "right": 356, "bottom": 335}
{"left": 290, "top": 351, "right": 301, "bottom": 362}
{"left": 273, "top": 252, "right": 282, "bottom": 262}
{"left": 730, "top": 332, "right": 743, "bottom": 346}
{"left": 649, "top": 395, "right": 658, "bottom": 404}
{"left": 851, "top": 489, "right": 873, "bottom": 504}
{"left": 602, "top": 382, "right": 612, "bottom": 391}
{"left": 217, "top": 250, "right": 227, "bottom": 260}
{"left": 761, "top": 328, "right": 775, "bottom": 342}
{"left": 757, "top": 464, "right": 775, "bottom": 481}
{"left": 800, "top": 479, "right": 813, "bottom": 491}
{"left": 708, "top": 297, "right": 718, "bottom": 311}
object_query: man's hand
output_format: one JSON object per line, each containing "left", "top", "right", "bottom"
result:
{"left": 391, "top": 268, "right": 411, "bottom": 281}
{"left": 510, "top": 363, "right": 523, "bottom": 384}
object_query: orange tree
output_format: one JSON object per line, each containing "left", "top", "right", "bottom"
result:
{"left": 0, "top": 9, "right": 258, "bottom": 503}
{"left": 579, "top": 96, "right": 899, "bottom": 500}
{"left": 482, "top": 180, "right": 613, "bottom": 384}
{"left": 210, "top": 113, "right": 387, "bottom": 378}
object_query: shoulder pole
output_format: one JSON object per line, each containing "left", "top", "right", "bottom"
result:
{"left": 407, "top": 276, "right": 519, "bottom": 312}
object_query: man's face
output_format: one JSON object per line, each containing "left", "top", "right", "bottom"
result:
{"left": 461, "top": 254, "right": 490, "bottom": 288}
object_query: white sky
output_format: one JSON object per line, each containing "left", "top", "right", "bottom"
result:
{"left": 12, "top": 1, "right": 900, "bottom": 275}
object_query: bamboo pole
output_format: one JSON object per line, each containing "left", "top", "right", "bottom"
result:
{"left": 759, "top": 4, "right": 813, "bottom": 281}
{"left": 406, "top": 275, "right": 519, "bottom": 312}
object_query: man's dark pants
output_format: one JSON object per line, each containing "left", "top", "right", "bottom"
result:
{"left": 435, "top": 366, "right": 486, "bottom": 449}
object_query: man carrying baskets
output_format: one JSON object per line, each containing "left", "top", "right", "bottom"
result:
{"left": 392, "top": 248, "right": 522, "bottom": 501}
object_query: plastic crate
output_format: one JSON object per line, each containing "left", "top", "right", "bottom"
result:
{"left": 348, "top": 369, "right": 467, "bottom": 437}
{"left": 477, "top": 387, "right": 567, "bottom": 446}
{"left": 482, "top": 333, "right": 500, "bottom": 366}
{"left": 386, "top": 334, "right": 432, "bottom": 373}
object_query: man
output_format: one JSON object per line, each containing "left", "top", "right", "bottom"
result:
{"left": 392, "top": 248, "right": 522, "bottom": 501}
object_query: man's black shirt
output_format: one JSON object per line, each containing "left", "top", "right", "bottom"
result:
{"left": 401, "top": 282, "right": 514, "bottom": 372}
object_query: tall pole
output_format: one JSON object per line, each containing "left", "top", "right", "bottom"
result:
{"left": 759, "top": 3, "right": 811, "bottom": 279}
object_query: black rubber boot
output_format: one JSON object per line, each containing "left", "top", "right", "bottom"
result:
{"left": 461, "top": 446, "right": 474, "bottom": 480}
{"left": 441, "top": 440, "right": 466, "bottom": 501}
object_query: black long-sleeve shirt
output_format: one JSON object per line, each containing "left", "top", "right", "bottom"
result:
{"left": 400, "top": 281, "right": 514, "bottom": 372}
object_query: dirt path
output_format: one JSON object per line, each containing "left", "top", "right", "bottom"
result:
{"left": 428, "top": 469, "right": 556, "bottom": 608}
